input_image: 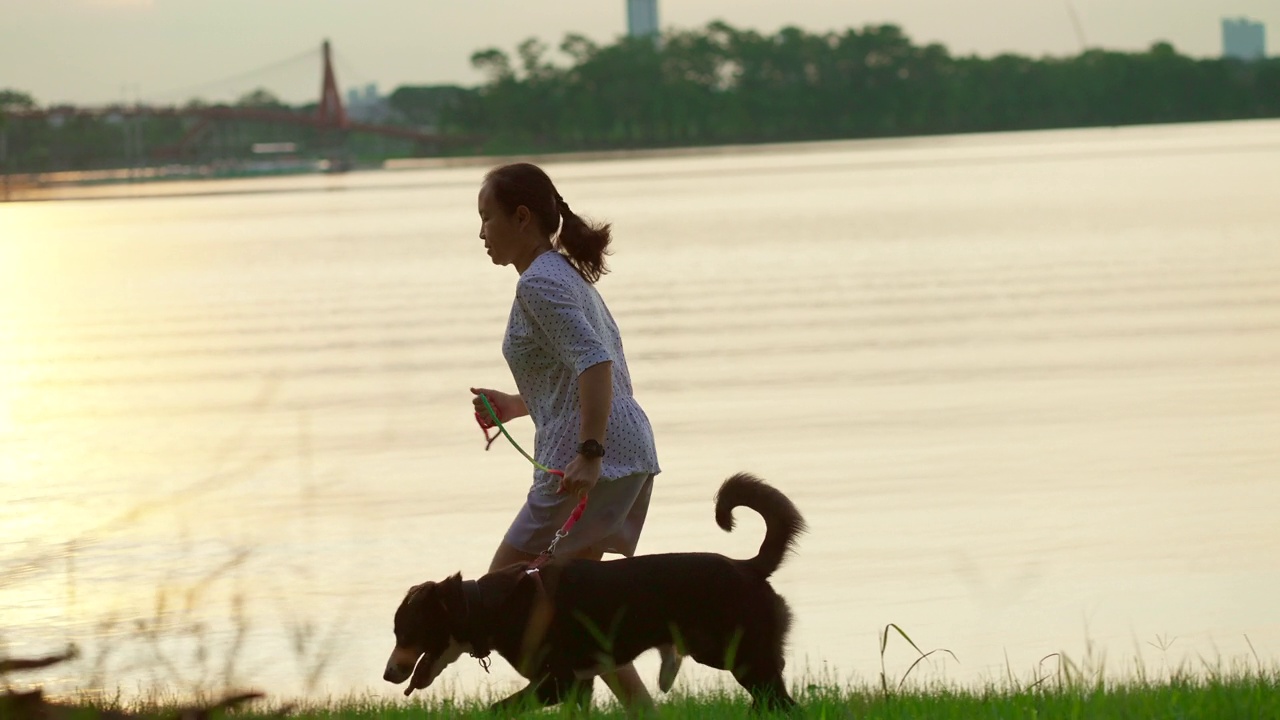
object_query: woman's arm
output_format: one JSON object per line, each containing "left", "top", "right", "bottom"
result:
{"left": 577, "top": 361, "right": 613, "bottom": 446}
{"left": 560, "top": 361, "right": 613, "bottom": 496}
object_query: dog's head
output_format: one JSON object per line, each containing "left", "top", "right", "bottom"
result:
{"left": 383, "top": 573, "right": 470, "bottom": 696}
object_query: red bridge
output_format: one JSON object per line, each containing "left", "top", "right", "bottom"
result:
{"left": 6, "top": 40, "right": 477, "bottom": 162}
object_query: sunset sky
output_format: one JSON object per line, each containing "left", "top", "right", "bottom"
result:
{"left": 1, "top": 0, "right": 1275, "bottom": 106}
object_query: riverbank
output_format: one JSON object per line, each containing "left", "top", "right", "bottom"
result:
{"left": 6, "top": 116, "right": 1278, "bottom": 203}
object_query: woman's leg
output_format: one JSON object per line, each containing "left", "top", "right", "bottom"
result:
{"left": 488, "top": 541, "right": 540, "bottom": 573}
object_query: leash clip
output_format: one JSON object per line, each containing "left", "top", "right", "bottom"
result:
{"left": 545, "top": 529, "right": 568, "bottom": 556}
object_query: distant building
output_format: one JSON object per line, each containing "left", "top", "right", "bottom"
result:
{"left": 1222, "top": 17, "right": 1266, "bottom": 60}
{"left": 346, "top": 83, "right": 390, "bottom": 123}
{"left": 627, "top": 0, "right": 659, "bottom": 38}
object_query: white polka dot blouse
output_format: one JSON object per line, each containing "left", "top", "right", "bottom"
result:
{"left": 503, "top": 251, "right": 661, "bottom": 494}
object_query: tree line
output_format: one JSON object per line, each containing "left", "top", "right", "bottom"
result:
{"left": 412, "top": 21, "right": 1280, "bottom": 153}
{"left": 4, "top": 21, "right": 1279, "bottom": 173}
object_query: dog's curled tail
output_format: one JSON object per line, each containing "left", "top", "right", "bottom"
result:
{"left": 715, "top": 472, "right": 806, "bottom": 577}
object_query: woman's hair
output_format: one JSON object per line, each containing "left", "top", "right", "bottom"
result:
{"left": 483, "top": 162, "right": 612, "bottom": 283}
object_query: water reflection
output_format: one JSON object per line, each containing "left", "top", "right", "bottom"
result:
{"left": 2, "top": 121, "right": 1279, "bottom": 699}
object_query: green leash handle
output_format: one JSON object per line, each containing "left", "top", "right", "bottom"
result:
{"left": 476, "top": 393, "right": 563, "bottom": 477}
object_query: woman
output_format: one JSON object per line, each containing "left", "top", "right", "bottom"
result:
{"left": 469, "top": 162, "right": 663, "bottom": 707}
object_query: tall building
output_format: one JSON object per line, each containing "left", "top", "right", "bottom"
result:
{"left": 1222, "top": 17, "right": 1266, "bottom": 60}
{"left": 627, "top": 0, "right": 659, "bottom": 38}
{"left": 346, "top": 83, "right": 389, "bottom": 123}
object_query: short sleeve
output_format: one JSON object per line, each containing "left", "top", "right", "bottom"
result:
{"left": 516, "top": 273, "right": 615, "bottom": 376}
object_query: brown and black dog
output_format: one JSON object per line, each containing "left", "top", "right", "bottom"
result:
{"left": 383, "top": 472, "right": 806, "bottom": 712}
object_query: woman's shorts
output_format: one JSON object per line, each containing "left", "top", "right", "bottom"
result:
{"left": 503, "top": 472, "right": 654, "bottom": 558}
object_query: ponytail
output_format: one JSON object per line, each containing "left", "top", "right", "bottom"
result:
{"left": 554, "top": 192, "right": 611, "bottom": 284}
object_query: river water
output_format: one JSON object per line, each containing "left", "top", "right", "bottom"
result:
{"left": 2, "top": 119, "right": 1279, "bottom": 701}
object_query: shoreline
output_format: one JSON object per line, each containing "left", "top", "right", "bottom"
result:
{"left": 5, "top": 116, "right": 1278, "bottom": 204}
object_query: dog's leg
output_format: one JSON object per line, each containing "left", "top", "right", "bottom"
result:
{"left": 491, "top": 681, "right": 547, "bottom": 713}
{"left": 735, "top": 669, "right": 796, "bottom": 713}
{"left": 729, "top": 644, "right": 794, "bottom": 713}
{"left": 490, "top": 673, "right": 582, "bottom": 713}
{"left": 657, "top": 643, "right": 682, "bottom": 693}
{"left": 598, "top": 665, "right": 657, "bottom": 718}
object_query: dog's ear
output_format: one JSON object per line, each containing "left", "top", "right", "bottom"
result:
{"left": 404, "top": 583, "right": 421, "bottom": 602}
{"left": 439, "top": 573, "right": 465, "bottom": 616}
{"left": 401, "top": 581, "right": 447, "bottom": 617}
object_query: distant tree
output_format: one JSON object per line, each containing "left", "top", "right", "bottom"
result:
{"left": 516, "top": 38, "right": 555, "bottom": 81}
{"left": 388, "top": 85, "right": 475, "bottom": 127}
{"left": 236, "top": 88, "right": 286, "bottom": 109}
{"left": 471, "top": 48, "right": 515, "bottom": 83}
{"left": 1, "top": 89, "right": 37, "bottom": 120}
{"left": 560, "top": 33, "right": 599, "bottom": 65}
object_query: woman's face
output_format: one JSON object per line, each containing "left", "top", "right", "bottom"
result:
{"left": 477, "top": 182, "right": 528, "bottom": 267}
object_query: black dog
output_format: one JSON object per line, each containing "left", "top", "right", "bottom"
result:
{"left": 383, "top": 472, "right": 806, "bottom": 712}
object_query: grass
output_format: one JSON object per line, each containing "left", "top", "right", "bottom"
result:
{"left": 10, "top": 637, "right": 1277, "bottom": 719}
{"left": 5, "top": 608, "right": 1277, "bottom": 718}
{"left": 44, "top": 669, "right": 1275, "bottom": 719}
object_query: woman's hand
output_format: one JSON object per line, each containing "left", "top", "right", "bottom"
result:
{"left": 558, "top": 454, "right": 601, "bottom": 498}
{"left": 470, "top": 387, "right": 528, "bottom": 427}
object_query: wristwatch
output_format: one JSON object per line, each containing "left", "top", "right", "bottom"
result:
{"left": 577, "top": 439, "right": 605, "bottom": 459}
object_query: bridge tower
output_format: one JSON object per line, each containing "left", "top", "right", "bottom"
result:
{"left": 318, "top": 39, "right": 348, "bottom": 129}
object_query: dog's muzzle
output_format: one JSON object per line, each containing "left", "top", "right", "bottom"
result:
{"left": 383, "top": 647, "right": 420, "bottom": 684}
{"left": 383, "top": 662, "right": 412, "bottom": 684}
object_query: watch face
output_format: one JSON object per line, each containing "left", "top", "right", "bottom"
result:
{"left": 579, "top": 440, "right": 605, "bottom": 458}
